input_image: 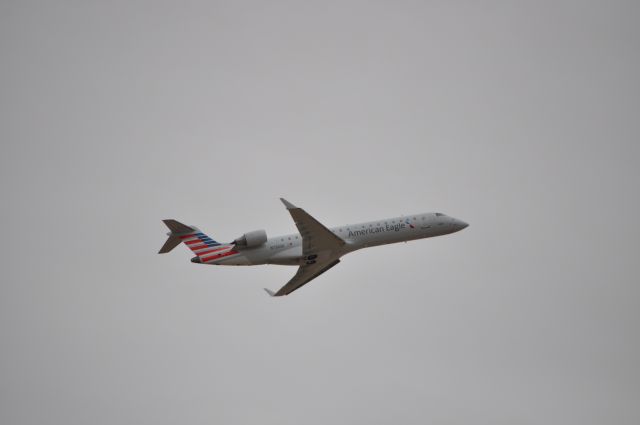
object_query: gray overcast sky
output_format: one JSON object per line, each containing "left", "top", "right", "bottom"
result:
{"left": 1, "top": 1, "right": 639, "bottom": 424}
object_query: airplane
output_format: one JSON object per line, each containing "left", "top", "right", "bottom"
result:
{"left": 159, "top": 198, "right": 468, "bottom": 296}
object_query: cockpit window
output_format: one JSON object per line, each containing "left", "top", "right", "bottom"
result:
{"left": 435, "top": 213, "right": 445, "bottom": 217}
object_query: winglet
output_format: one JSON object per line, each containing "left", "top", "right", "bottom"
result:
{"left": 280, "top": 198, "right": 297, "bottom": 210}
{"left": 263, "top": 288, "right": 277, "bottom": 297}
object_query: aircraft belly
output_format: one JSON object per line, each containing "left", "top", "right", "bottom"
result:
{"left": 217, "top": 256, "right": 251, "bottom": 265}
{"left": 268, "top": 246, "right": 303, "bottom": 265}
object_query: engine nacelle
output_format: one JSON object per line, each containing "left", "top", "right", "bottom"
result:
{"left": 233, "top": 229, "right": 268, "bottom": 248}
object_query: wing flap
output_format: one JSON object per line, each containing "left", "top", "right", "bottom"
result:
{"left": 268, "top": 259, "right": 341, "bottom": 297}
{"left": 280, "top": 198, "right": 345, "bottom": 255}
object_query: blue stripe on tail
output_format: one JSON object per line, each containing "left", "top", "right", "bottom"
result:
{"left": 195, "top": 233, "right": 220, "bottom": 246}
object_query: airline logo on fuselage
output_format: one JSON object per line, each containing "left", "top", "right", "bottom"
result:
{"left": 348, "top": 222, "right": 408, "bottom": 238}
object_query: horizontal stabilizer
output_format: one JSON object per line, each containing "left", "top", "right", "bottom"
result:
{"left": 263, "top": 288, "right": 276, "bottom": 297}
{"left": 162, "top": 219, "right": 194, "bottom": 234}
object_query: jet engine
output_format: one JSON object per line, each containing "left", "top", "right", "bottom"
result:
{"left": 233, "top": 229, "right": 268, "bottom": 248}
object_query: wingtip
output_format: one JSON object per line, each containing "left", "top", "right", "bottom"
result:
{"left": 263, "top": 288, "right": 277, "bottom": 297}
{"left": 280, "top": 198, "right": 297, "bottom": 210}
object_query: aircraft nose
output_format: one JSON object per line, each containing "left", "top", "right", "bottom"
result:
{"left": 455, "top": 219, "right": 469, "bottom": 230}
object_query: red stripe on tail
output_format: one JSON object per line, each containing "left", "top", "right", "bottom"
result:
{"left": 196, "top": 247, "right": 229, "bottom": 256}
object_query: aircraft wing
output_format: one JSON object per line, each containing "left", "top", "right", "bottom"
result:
{"left": 263, "top": 199, "right": 346, "bottom": 296}
{"left": 279, "top": 198, "right": 345, "bottom": 255}
{"left": 265, "top": 259, "right": 341, "bottom": 297}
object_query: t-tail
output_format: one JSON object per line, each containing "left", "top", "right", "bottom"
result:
{"left": 158, "top": 219, "right": 231, "bottom": 262}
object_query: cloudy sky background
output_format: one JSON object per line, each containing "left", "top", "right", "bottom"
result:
{"left": 2, "top": 1, "right": 639, "bottom": 424}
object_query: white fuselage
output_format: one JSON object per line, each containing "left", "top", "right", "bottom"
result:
{"left": 206, "top": 212, "right": 467, "bottom": 266}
